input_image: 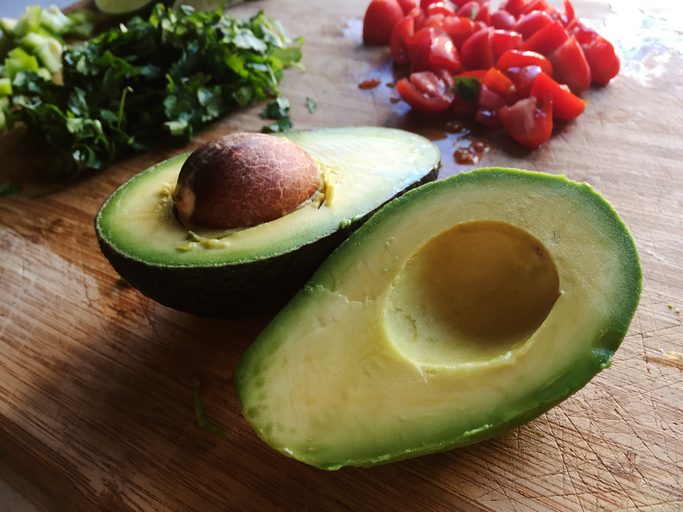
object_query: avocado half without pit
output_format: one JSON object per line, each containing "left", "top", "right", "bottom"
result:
{"left": 94, "top": 127, "right": 441, "bottom": 318}
{"left": 235, "top": 168, "right": 642, "bottom": 470}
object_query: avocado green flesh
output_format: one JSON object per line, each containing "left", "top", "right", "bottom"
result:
{"left": 96, "top": 127, "right": 440, "bottom": 267}
{"left": 235, "top": 168, "right": 642, "bottom": 470}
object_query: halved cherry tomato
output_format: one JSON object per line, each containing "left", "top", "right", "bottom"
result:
{"left": 513, "top": 10, "right": 554, "bottom": 40}
{"left": 396, "top": 69, "right": 455, "bottom": 113}
{"left": 482, "top": 67, "right": 516, "bottom": 99}
{"left": 397, "top": 0, "right": 418, "bottom": 15}
{"left": 502, "top": 64, "right": 543, "bottom": 100}
{"left": 363, "top": 0, "right": 406, "bottom": 45}
{"left": 391, "top": 16, "right": 415, "bottom": 64}
{"left": 442, "top": 16, "right": 478, "bottom": 50}
{"left": 547, "top": 36, "right": 591, "bottom": 93}
{"left": 496, "top": 49, "right": 553, "bottom": 76}
{"left": 521, "top": 21, "right": 569, "bottom": 56}
{"left": 530, "top": 72, "right": 586, "bottom": 119}
{"left": 582, "top": 35, "right": 620, "bottom": 85}
{"left": 406, "top": 27, "right": 436, "bottom": 59}
{"left": 491, "top": 10, "right": 515, "bottom": 31}
{"left": 457, "top": 1, "right": 492, "bottom": 25}
{"left": 460, "top": 27, "right": 494, "bottom": 70}
{"left": 498, "top": 93, "right": 553, "bottom": 147}
{"left": 490, "top": 29, "right": 523, "bottom": 61}
{"left": 566, "top": 17, "right": 597, "bottom": 45}
{"left": 504, "top": 0, "right": 549, "bottom": 17}
{"left": 427, "top": 1, "right": 457, "bottom": 16}
{"left": 430, "top": 33, "right": 463, "bottom": 74}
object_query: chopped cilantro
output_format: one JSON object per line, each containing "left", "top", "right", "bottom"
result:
{"left": 8, "top": 4, "right": 303, "bottom": 179}
{"left": 193, "top": 377, "right": 227, "bottom": 438}
{"left": 0, "top": 182, "right": 21, "bottom": 197}
{"left": 452, "top": 76, "right": 481, "bottom": 103}
{"left": 306, "top": 96, "right": 317, "bottom": 113}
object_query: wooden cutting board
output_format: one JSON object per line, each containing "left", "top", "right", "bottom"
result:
{"left": 1, "top": 0, "right": 682, "bottom": 510}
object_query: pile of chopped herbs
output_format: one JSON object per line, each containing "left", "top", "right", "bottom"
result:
{"left": 5, "top": 3, "right": 302, "bottom": 178}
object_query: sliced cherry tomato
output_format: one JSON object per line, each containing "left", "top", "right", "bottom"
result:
{"left": 513, "top": 10, "right": 554, "bottom": 40}
{"left": 396, "top": 69, "right": 454, "bottom": 113}
{"left": 427, "top": 1, "right": 457, "bottom": 16}
{"left": 582, "top": 35, "right": 620, "bottom": 85}
{"left": 518, "top": 0, "right": 549, "bottom": 16}
{"left": 363, "top": 0, "right": 406, "bottom": 45}
{"left": 442, "top": 16, "right": 478, "bottom": 50}
{"left": 391, "top": 16, "right": 415, "bottom": 64}
{"left": 490, "top": 29, "right": 523, "bottom": 61}
{"left": 496, "top": 49, "right": 553, "bottom": 76}
{"left": 521, "top": 21, "right": 569, "bottom": 56}
{"left": 482, "top": 67, "right": 516, "bottom": 99}
{"left": 498, "top": 93, "right": 553, "bottom": 147}
{"left": 425, "top": 13, "right": 449, "bottom": 29}
{"left": 563, "top": 0, "right": 575, "bottom": 26}
{"left": 406, "top": 27, "right": 436, "bottom": 59}
{"left": 430, "top": 33, "right": 463, "bottom": 74}
{"left": 530, "top": 72, "right": 586, "bottom": 119}
{"left": 547, "top": 35, "right": 591, "bottom": 93}
{"left": 475, "top": 108, "right": 502, "bottom": 127}
{"left": 502, "top": 64, "right": 543, "bottom": 100}
{"left": 460, "top": 27, "right": 494, "bottom": 70}
{"left": 397, "top": 0, "right": 418, "bottom": 15}
{"left": 408, "top": 6, "right": 429, "bottom": 30}
{"left": 504, "top": 0, "right": 549, "bottom": 17}
{"left": 491, "top": 10, "right": 515, "bottom": 31}
{"left": 566, "top": 18, "right": 597, "bottom": 45}
{"left": 420, "top": 0, "right": 444, "bottom": 11}
{"left": 457, "top": 1, "right": 492, "bottom": 25}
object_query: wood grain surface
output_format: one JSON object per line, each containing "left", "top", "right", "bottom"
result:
{"left": 1, "top": 0, "right": 682, "bottom": 510}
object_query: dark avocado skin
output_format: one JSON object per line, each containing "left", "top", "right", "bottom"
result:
{"left": 97, "top": 166, "right": 439, "bottom": 318}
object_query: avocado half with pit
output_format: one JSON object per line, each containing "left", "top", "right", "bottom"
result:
{"left": 94, "top": 127, "right": 440, "bottom": 317}
{"left": 235, "top": 168, "right": 642, "bottom": 470}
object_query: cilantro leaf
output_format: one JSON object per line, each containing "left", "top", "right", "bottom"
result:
{"left": 0, "top": 182, "right": 21, "bottom": 197}
{"left": 306, "top": 96, "right": 317, "bottom": 113}
{"left": 452, "top": 76, "right": 481, "bottom": 103}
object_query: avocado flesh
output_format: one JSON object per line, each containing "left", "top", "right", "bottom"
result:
{"left": 235, "top": 168, "right": 642, "bottom": 470}
{"left": 95, "top": 127, "right": 440, "bottom": 317}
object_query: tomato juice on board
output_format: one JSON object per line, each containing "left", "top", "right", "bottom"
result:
{"left": 361, "top": 0, "right": 620, "bottom": 149}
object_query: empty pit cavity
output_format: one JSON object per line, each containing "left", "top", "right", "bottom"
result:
{"left": 386, "top": 220, "right": 560, "bottom": 366}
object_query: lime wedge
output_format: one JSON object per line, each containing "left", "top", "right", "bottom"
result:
{"left": 94, "top": 0, "right": 155, "bottom": 15}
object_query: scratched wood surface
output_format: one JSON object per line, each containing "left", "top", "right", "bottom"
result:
{"left": 0, "top": 0, "right": 682, "bottom": 510}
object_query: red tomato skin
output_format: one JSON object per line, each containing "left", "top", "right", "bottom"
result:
{"left": 513, "top": 10, "right": 554, "bottom": 40}
{"left": 583, "top": 35, "right": 620, "bottom": 85}
{"left": 442, "top": 16, "right": 478, "bottom": 50}
{"left": 482, "top": 67, "right": 516, "bottom": 99}
{"left": 491, "top": 10, "right": 516, "bottom": 30}
{"left": 397, "top": 0, "right": 418, "bottom": 15}
{"left": 391, "top": 16, "right": 416, "bottom": 64}
{"left": 517, "top": 0, "right": 549, "bottom": 16}
{"left": 502, "top": 64, "right": 543, "bottom": 100}
{"left": 475, "top": 109, "right": 503, "bottom": 127}
{"left": 490, "top": 30, "right": 524, "bottom": 61}
{"left": 429, "top": 33, "right": 463, "bottom": 75}
{"left": 530, "top": 72, "right": 586, "bottom": 119}
{"left": 460, "top": 28, "right": 494, "bottom": 70}
{"left": 521, "top": 20, "right": 569, "bottom": 56}
{"left": 427, "top": 1, "right": 457, "bottom": 16}
{"left": 496, "top": 50, "right": 553, "bottom": 76}
{"left": 547, "top": 36, "right": 591, "bottom": 93}
{"left": 363, "top": 0, "right": 406, "bottom": 45}
{"left": 498, "top": 93, "right": 553, "bottom": 147}
{"left": 410, "top": 28, "right": 437, "bottom": 72}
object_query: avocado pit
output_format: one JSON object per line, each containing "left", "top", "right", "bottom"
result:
{"left": 173, "top": 132, "right": 322, "bottom": 229}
